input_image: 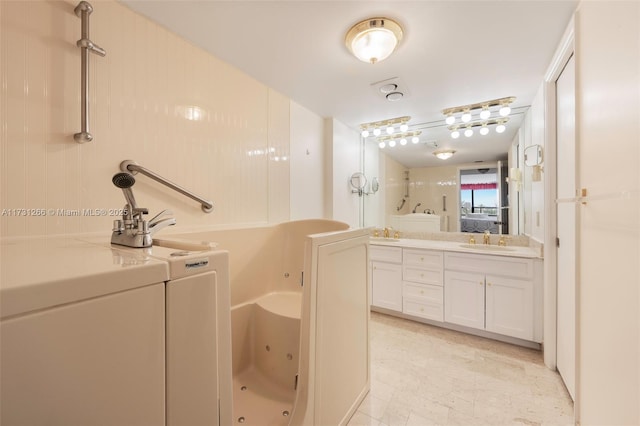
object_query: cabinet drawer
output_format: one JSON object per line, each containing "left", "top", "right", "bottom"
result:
{"left": 403, "top": 267, "right": 443, "bottom": 286}
{"left": 370, "top": 245, "right": 402, "bottom": 263}
{"left": 403, "top": 249, "right": 443, "bottom": 269}
{"left": 403, "top": 297, "right": 444, "bottom": 322}
{"left": 403, "top": 282, "right": 443, "bottom": 304}
{"left": 444, "top": 252, "right": 533, "bottom": 279}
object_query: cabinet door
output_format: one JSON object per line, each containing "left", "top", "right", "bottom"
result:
{"left": 371, "top": 261, "right": 402, "bottom": 312}
{"left": 485, "top": 275, "right": 534, "bottom": 340}
{"left": 1, "top": 284, "right": 165, "bottom": 426}
{"left": 444, "top": 271, "right": 485, "bottom": 330}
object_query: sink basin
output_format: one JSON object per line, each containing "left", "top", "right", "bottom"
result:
{"left": 459, "top": 244, "right": 516, "bottom": 252}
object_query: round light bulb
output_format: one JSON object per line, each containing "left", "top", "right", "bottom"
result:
{"left": 388, "top": 140, "right": 396, "bottom": 147}
{"left": 480, "top": 109, "right": 491, "bottom": 120}
{"left": 361, "top": 129, "right": 369, "bottom": 138}
{"left": 464, "top": 128, "right": 473, "bottom": 137}
{"left": 479, "top": 126, "right": 489, "bottom": 136}
{"left": 451, "top": 130, "right": 460, "bottom": 139}
{"left": 445, "top": 115, "right": 455, "bottom": 125}
{"left": 496, "top": 124, "right": 506, "bottom": 133}
{"left": 499, "top": 105, "right": 511, "bottom": 117}
{"left": 378, "top": 141, "right": 386, "bottom": 148}
{"left": 400, "top": 123, "right": 408, "bottom": 132}
{"left": 461, "top": 112, "right": 472, "bottom": 123}
{"left": 411, "top": 136, "right": 419, "bottom": 144}
{"left": 400, "top": 138, "right": 407, "bottom": 146}
{"left": 386, "top": 126, "right": 394, "bottom": 135}
{"left": 373, "top": 128, "right": 381, "bottom": 136}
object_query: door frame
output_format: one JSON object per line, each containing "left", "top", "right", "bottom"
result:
{"left": 542, "top": 14, "right": 575, "bottom": 385}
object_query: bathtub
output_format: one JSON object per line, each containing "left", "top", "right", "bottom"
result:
{"left": 174, "top": 220, "right": 370, "bottom": 425}
{"left": 232, "top": 292, "right": 301, "bottom": 425}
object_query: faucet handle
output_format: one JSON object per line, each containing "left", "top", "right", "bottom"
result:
{"left": 149, "top": 209, "right": 173, "bottom": 225}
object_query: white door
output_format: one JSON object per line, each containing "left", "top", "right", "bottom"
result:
{"left": 444, "top": 270, "right": 485, "bottom": 330}
{"left": 556, "top": 54, "right": 576, "bottom": 400}
{"left": 371, "top": 261, "right": 403, "bottom": 311}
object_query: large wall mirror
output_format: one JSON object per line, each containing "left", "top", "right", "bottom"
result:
{"left": 361, "top": 111, "right": 531, "bottom": 236}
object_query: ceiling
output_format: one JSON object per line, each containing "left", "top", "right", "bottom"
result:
{"left": 120, "top": 0, "right": 577, "bottom": 168}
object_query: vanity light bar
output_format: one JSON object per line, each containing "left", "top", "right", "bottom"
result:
{"left": 360, "top": 115, "right": 411, "bottom": 137}
{"left": 376, "top": 130, "right": 422, "bottom": 143}
{"left": 448, "top": 117, "right": 509, "bottom": 131}
{"left": 441, "top": 96, "right": 515, "bottom": 117}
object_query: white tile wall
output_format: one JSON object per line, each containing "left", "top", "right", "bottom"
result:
{"left": 1, "top": 0, "right": 292, "bottom": 237}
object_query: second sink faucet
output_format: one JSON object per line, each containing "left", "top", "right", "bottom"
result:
{"left": 483, "top": 230, "right": 491, "bottom": 245}
{"left": 412, "top": 202, "right": 422, "bottom": 213}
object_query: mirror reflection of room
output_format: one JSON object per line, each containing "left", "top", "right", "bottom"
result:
{"left": 460, "top": 168, "right": 499, "bottom": 234}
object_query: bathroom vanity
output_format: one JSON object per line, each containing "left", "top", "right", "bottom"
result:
{"left": 370, "top": 238, "right": 543, "bottom": 347}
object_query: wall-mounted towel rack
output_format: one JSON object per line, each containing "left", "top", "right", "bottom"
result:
{"left": 74, "top": 1, "right": 106, "bottom": 143}
{"left": 120, "top": 160, "right": 214, "bottom": 213}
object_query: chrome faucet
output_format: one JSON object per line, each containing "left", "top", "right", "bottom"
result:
{"left": 110, "top": 173, "right": 176, "bottom": 248}
{"left": 412, "top": 203, "right": 422, "bottom": 213}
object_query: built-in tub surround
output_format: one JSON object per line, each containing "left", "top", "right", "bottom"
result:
{"left": 174, "top": 219, "right": 370, "bottom": 425}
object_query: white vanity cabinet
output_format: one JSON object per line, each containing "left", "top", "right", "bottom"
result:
{"left": 444, "top": 252, "right": 539, "bottom": 341}
{"left": 402, "top": 249, "right": 444, "bottom": 321}
{"left": 370, "top": 245, "right": 403, "bottom": 312}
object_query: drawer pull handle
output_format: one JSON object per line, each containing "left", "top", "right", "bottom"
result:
{"left": 420, "top": 257, "right": 424, "bottom": 261}
{"left": 488, "top": 282, "right": 492, "bottom": 286}
{"left": 480, "top": 282, "right": 484, "bottom": 286}
{"left": 420, "top": 290, "right": 424, "bottom": 294}
{"left": 420, "top": 273, "right": 424, "bottom": 278}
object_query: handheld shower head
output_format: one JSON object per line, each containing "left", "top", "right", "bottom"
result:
{"left": 112, "top": 172, "right": 136, "bottom": 189}
{"left": 112, "top": 172, "right": 139, "bottom": 210}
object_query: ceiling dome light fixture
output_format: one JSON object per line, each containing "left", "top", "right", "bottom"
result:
{"left": 499, "top": 104, "right": 511, "bottom": 117}
{"left": 386, "top": 126, "right": 395, "bottom": 135}
{"left": 411, "top": 136, "right": 420, "bottom": 144}
{"left": 379, "top": 141, "right": 386, "bottom": 149}
{"left": 345, "top": 18, "right": 404, "bottom": 64}
{"left": 451, "top": 129, "right": 460, "bottom": 139}
{"left": 496, "top": 123, "right": 506, "bottom": 133}
{"left": 434, "top": 150, "right": 456, "bottom": 160}
{"left": 361, "top": 129, "right": 370, "bottom": 138}
{"left": 400, "top": 123, "right": 409, "bottom": 132}
{"left": 373, "top": 128, "right": 382, "bottom": 136}
{"left": 400, "top": 138, "right": 407, "bottom": 146}
{"left": 479, "top": 124, "right": 490, "bottom": 136}
{"left": 461, "top": 110, "right": 472, "bottom": 123}
{"left": 388, "top": 140, "right": 396, "bottom": 147}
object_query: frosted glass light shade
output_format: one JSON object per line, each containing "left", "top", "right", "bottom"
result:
{"left": 346, "top": 18, "right": 404, "bottom": 64}
{"left": 499, "top": 105, "right": 511, "bottom": 117}
{"left": 434, "top": 150, "right": 456, "bottom": 160}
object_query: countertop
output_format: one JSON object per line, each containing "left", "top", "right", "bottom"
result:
{"left": 1, "top": 236, "right": 169, "bottom": 319}
{"left": 370, "top": 237, "right": 542, "bottom": 259}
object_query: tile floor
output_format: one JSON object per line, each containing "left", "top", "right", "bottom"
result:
{"left": 348, "top": 312, "right": 574, "bottom": 426}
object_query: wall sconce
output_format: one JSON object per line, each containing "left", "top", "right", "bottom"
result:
{"left": 442, "top": 96, "right": 515, "bottom": 137}
{"left": 433, "top": 149, "right": 456, "bottom": 160}
{"left": 345, "top": 18, "right": 404, "bottom": 64}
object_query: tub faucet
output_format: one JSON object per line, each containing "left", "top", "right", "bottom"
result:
{"left": 412, "top": 203, "right": 422, "bottom": 213}
{"left": 110, "top": 173, "right": 176, "bottom": 248}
